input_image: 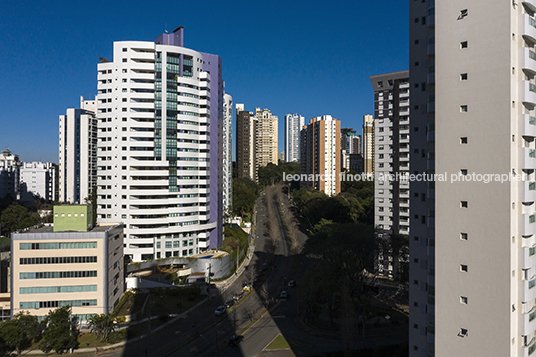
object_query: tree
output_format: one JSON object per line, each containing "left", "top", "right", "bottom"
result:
{"left": 0, "top": 312, "right": 41, "bottom": 356}
{"left": 88, "top": 313, "right": 116, "bottom": 342}
{"left": 0, "top": 203, "right": 39, "bottom": 236}
{"left": 39, "top": 306, "right": 79, "bottom": 354}
{"left": 231, "top": 178, "right": 259, "bottom": 217}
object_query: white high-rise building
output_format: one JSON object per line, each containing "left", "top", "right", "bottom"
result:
{"left": 59, "top": 96, "right": 97, "bottom": 204}
{"left": 284, "top": 113, "right": 304, "bottom": 162}
{"left": 96, "top": 27, "right": 225, "bottom": 262}
{"left": 20, "top": 162, "right": 56, "bottom": 202}
{"left": 410, "top": 1, "right": 536, "bottom": 356}
{"left": 223, "top": 93, "right": 233, "bottom": 213}
{"left": 0, "top": 148, "right": 21, "bottom": 200}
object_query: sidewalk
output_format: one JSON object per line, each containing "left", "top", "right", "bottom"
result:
{"left": 212, "top": 240, "right": 255, "bottom": 293}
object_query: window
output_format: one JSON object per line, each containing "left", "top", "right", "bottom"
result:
{"left": 458, "top": 9, "right": 468, "bottom": 19}
{"left": 461, "top": 201, "right": 468, "bottom": 208}
{"left": 414, "top": 61, "right": 419, "bottom": 67}
{"left": 461, "top": 137, "right": 468, "bottom": 144}
{"left": 460, "top": 296, "right": 468, "bottom": 304}
{"left": 461, "top": 73, "right": 468, "bottom": 80}
{"left": 122, "top": 48, "right": 127, "bottom": 52}
{"left": 377, "top": 81, "right": 383, "bottom": 88}
{"left": 461, "top": 169, "right": 468, "bottom": 175}
{"left": 460, "top": 41, "right": 468, "bottom": 48}
{"left": 461, "top": 233, "right": 468, "bottom": 240}
{"left": 460, "top": 264, "right": 468, "bottom": 272}
{"left": 458, "top": 328, "right": 468, "bottom": 337}
{"left": 460, "top": 105, "right": 468, "bottom": 112}
{"left": 122, "top": 58, "right": 127, "bottom": 62}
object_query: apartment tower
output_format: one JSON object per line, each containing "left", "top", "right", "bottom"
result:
{"left": 410, "top": 0, "right": 536, "bottom": 356}
{"left": 223, "top": 93, "right": 233, "bottom": 212}
{"left": 96, "top": 27, "right": 226, "bottom": 262}
{"left": 59, "top": 96, "right": 98, "bottom": 204}
{"left": 285, "top": 113, "right": 305, "bottom": 162}
{"left": 370, "top": 71, "right": 411, "bottom": 238}
{"left": 362, "top": 114, "right": 375, "bottom": 175}
{"left": 255, "top": 107, "right": 278, "bottom": 169}
{"left": 300, "top": 115, "right": 341, "bottom": 196}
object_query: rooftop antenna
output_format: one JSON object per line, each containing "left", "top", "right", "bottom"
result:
{"left": 165, "top": 23, "right": 168, "bottom": 34}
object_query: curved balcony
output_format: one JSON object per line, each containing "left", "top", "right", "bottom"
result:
{"left": 521, "top": 212, "right": 536, "bottom": 236}
{"left": 520, "top": 114, "right": 536, "bottom": 137}
{"left": 524, "top": 0, "right": 536, "bottom": 12}
{"left": 521, "top": 48, "right": 536, "bottom": 75}
{"left": 521, "top": 180, "right": 536, "bottom": 202}
{"left": 522, "top": 13, "right": 536, "bottom": 44}
{"left": 521, "top": 81, "right": 536, "bottom": 106}
{"left": 520, "top": 147, "right": 536, "bottom": 170}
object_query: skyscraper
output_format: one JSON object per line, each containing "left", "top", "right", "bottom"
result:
{"left": 284, "top": 113, "right": 304, "bottom": 162}
{"left": 96, "top": 27, "right": 226, "bottom": 262}
{"left": 410, "top": 1, "right": 536, "bottom": 356}
{"left": 223, "top": 93, "right": 233, "bottom": 213}
{"left": 370, "top": 71, "right": 410, "bottom": 240}
{"left": 300, "top": 115, "right": 341, "bottom": 196}
{"left": 362, "top": 114, "right": 375, "bottom": 175}
{"left": 59, "top": 96, "right": 97, "bottom": 204}
{"left": 235, "top": 105, "right": 278, "bottom": 181}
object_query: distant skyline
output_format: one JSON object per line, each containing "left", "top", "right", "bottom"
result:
{"left": 0, "top": 0, "right": 408, "bottom": 163}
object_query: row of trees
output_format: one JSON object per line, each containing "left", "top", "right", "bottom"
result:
{"left": 0, "top": 307, "right": 117, "bottom": 355}
{"left": 0, "top": 195, "right": 52, "bottom": 238}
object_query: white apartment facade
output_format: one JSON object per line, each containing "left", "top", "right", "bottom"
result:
{"left": 20, "top": 162, "right": 56, "bottom": 203}
{"left": 410, "top": 0, "right": 536, "bottom": 356}
{"left": 59, "top": 96, "right": 98, "bottom": 204}
{"left": 284, "top": 113, "right": 304, "bottom": 162}
{"left": 95, "top": 27, "right": 225, "bottom": 262}
{"left": 362, "top": 114, "right": 375, "bottom": 175}
{"left": 223, "top": 93, "right": 233, "bottom": 213}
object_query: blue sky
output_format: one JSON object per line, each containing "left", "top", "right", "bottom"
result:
{"left": 0, "top": 0, "right": 408, "bottom": 163}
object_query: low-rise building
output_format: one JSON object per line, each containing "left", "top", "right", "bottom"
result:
{"left": 11, "top": 205, "right": 124, "bottom": 323}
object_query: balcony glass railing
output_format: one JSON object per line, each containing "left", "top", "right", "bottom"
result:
{"left": 530, "top": 214, "right": 536, "bottom": 224}
{"left": 531, "top": 149, "right": 536, "bottom": 158}
{"left": 530, "top": 182, "right": 536, "bottom": 190}
{"left": 531, "top": 116, "right": 536, "bottom": 125}
{"left": 530, "top": 83, "right": 536, "bottom": 93}
{"left": 531, "top": 50, "right": 536, "bottom": 61}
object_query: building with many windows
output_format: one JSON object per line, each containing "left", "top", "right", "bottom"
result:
{"left": 235, "top": 105, "right": 278, "bottom": 181}
{"left": 223, "top": 93, "right": 233, "bottom": 213}
{"left": 95, "top": 27, "right": 226, "bottom": 261}
{"left": 59, "top": 96, "right": 97, "bottom": 204}
{"left": 362, "top": 114, "right": 375, "bottom": 175}
{"left": 11, "top": 205, "right": 124, "bottom": 323}
{"left": 300, "top": 115, "right": 341, "bottom": 196}
{"left": 0, "top": 148, "right": 20, "bottom": 200}
{"left": 284, "top": 113, "right": 304, "bottom": 163}
{"left": 20, "top": 162, "right": 56, "bottom": 203}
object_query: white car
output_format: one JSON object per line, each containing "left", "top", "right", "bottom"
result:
{"left": 214, "top": 305, "right": 227, "bottom": 316}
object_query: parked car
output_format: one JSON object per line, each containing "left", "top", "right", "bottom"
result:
{"left": 224, "top": 299, "right": 234, "bottom": 308}
{"left": 280, "top": 291, "right": 288, "bottom": 299}
{"left": 288, "top": 280, "right": 296, "bottom": 287}
{"left": 214, "top": 305, "right": 226, "bottom": 316}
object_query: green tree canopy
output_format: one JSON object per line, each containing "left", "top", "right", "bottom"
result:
{"left": 0, "top": 312, "right": 41, "bottom": 356}
{"left": 231, "top": 178, "right": 259, "bottom": 217}
{"left": 39, "top": 306, "right": 79, "bottom": 354}
{"left": 0, "top": 203, "right": 39, "bottom": 236}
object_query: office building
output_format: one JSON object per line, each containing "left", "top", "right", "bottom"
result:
{"left": 300, "top": 115, "right": 341, "bottom": 196}
{"left": 362, "top": 114, "right": 375, "bottom": 175}
{"left": 285, "top": 113, "right": 304, "bottom": 162}
{"left": 223, "top": 93, "right": 233, "bottom": 212}
{"left": 95, "top": 27, "right": 226, "bottom": 261}
{"left": 20, "top": 162, "right": 56, "bottom": 203}
{"left": 59, "top": 96, "right": 98, "bottom": 204}
{"left": 235, "top": 105, "right": 278, "bottom": 181}
{"left": 0, "top": 148, "right": 20, "bottom": 200}
{"left": 11, "top": 205, "right": 124, "bottom": 323}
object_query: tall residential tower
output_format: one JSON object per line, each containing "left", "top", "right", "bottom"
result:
{"left": 284, "top": 113, "right": 304, "bottom": 162}
{"left": 96, "top": 27, "right": 226, "bottom": 262}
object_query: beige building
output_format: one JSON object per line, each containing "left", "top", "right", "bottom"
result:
{"left": 300, "top": 115, "right": 341, "bottom": 196}
{"left": 11, "top": 205, "right": 124, "bottom": 323}
{"left": 235, "top": 104, "right": 278, "bottom": 181}
{"left": 362, "top": 114, "right": 374, "bottom": 175}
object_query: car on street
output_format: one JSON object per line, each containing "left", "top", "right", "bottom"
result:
{"left": 280, "top": 291, "right": 288, "bottom": 299}
{"left": 214, "top": 305, "right": 226, "bottom": 316}
{"left": 229, "top": 334, "right": 244, "bottom": 347}
{"left": 288, "top": 280, "right": 296, "bottom": 287}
